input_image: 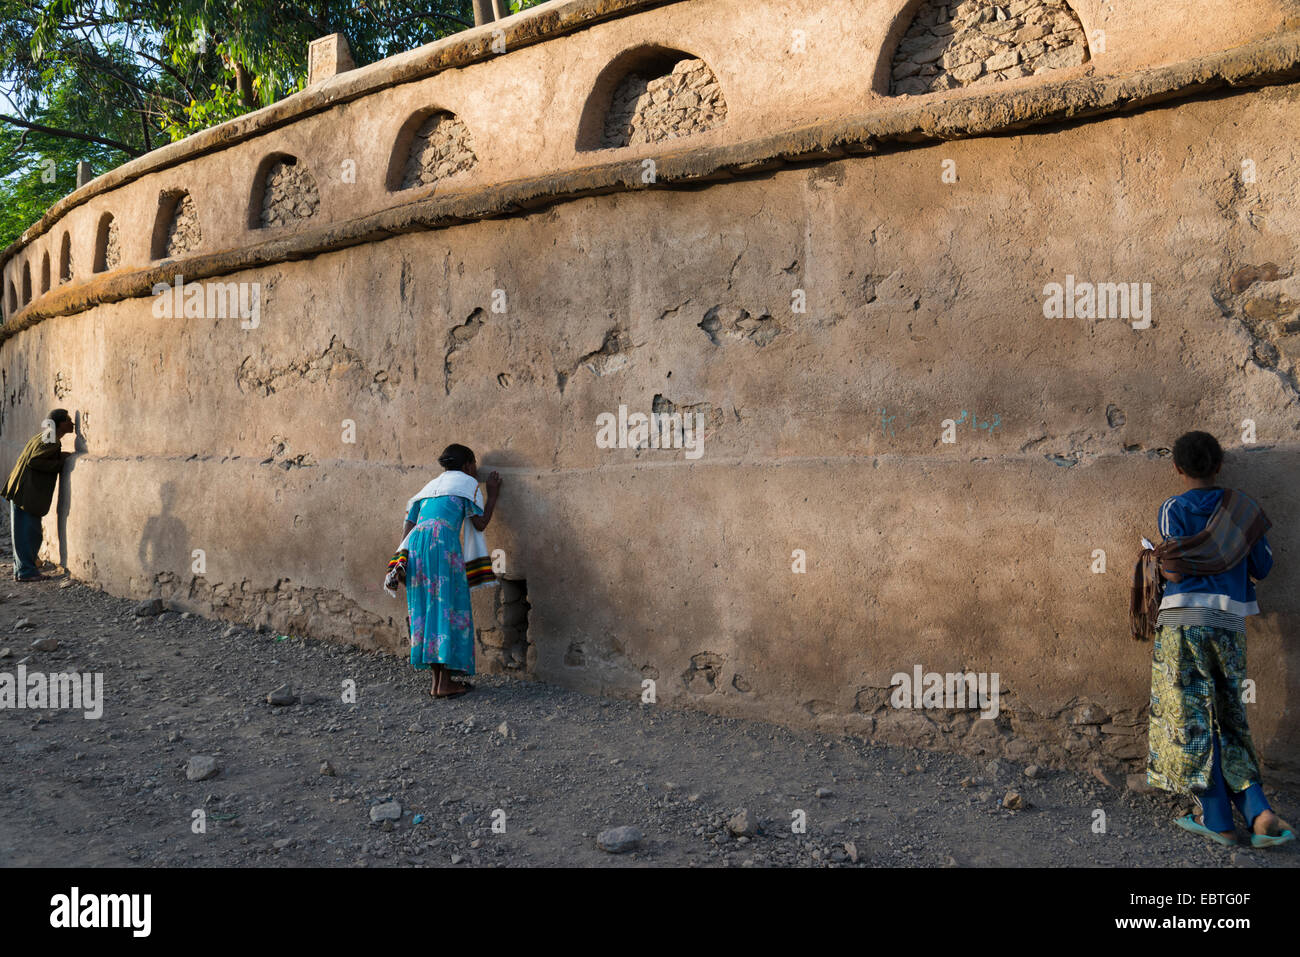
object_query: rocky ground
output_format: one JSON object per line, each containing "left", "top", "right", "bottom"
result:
{"left": 1, "top": 565, "right": 1297, "bottom": 868}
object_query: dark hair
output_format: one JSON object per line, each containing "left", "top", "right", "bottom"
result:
{"left": 438, "top": 443, "right": 475, "bottom": 471}
{"left": 1172, "top": 430, "right": 1223, "bottom": 479}
{"left": 48, "top": 408, "right": 71, "bottom": 425}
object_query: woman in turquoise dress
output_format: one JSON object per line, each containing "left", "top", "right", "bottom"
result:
{"left": 402, "top": 444, "right": 501, "bottom": 697}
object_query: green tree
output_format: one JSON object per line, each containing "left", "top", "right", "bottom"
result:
{"left": 1, "top": 0, "right": 477, "bottom": 249}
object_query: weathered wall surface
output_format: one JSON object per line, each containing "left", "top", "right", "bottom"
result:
{"left": 3, "top": 0, "right": 1300, "bottom": 782}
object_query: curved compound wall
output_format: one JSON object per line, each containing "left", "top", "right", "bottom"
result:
{"left": 4, "top": 0, "right": 1300, "bottom": 780}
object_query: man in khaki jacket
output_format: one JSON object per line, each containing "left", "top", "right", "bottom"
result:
{"left": 3, "top": 408, "right": 72, "bottom": 581}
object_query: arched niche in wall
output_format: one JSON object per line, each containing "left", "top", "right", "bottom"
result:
{"left": 882, "top": 0, "right": 1090, "bottom": 97}
{"left": 387, "top": 108, "right": 478, "bottom": 191}
{"left": 59, "top": 231, "right": 73, "bottom": 283}
{"left": 575, "top": 45, "right": 728, "bottom": 151}
{"left": 152, "top": 189, "right": 203, "bottom": 259}
{"left": 249, "top": 153, "right": 320, "bottom": 229}
{"left": 21, "top": 262, "right": 32, "bottom": 304}
{"left": 93, "top": 212, "right": 120, "bottom": 273}
{"left": 40, "top": 251, "right": 50, "bottom": 294}
{"left": 6, "top": 279, "right": 17, "bottom": 317}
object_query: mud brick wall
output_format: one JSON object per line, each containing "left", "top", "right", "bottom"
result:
{"left": 476, "top": 579, "right": 533, "bottom": 674}
{"left": 59, "top": 234, "right": 73, "bottom": 283}
{"left": 3, "top": 0, "right": 1300, "bottom": 784}
{"left": 600, "top": 58, "right": 727, "bottom": 149}
{"left": 259, "top": 160, "right": 321, "bottom": 228}
{"left": 400, "top": 112, "right": 478, "bottom": 189}
{"left": 892, "top": 0, "right": 1089, "bottom": 94}
{"left": 101, "top": 217, "right": 120, "bottom": 271}
{"left": 160, "top": 194, "right": 202, "bottom": 258}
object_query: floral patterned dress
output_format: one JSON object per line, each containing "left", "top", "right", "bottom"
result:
{"left": 1147, "top": 624, "right": 1262, "bottom": 794}
{"left": 405, "top": 494, "right": 481, "bottom": 674}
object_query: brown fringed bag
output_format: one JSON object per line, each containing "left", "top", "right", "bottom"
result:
{"left": 1130, "top": 547, "right": 1164, "bottom": 641}
{"left": 1129, "top": 488, "right": 1271, "bottom": 640}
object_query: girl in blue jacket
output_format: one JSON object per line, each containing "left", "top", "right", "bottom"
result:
{"left": 1148, "top": 431, "right": 1292, "bottom": 847}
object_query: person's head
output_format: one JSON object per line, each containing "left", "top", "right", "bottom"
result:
{"left": 1172, "top": 430, "right": 1223, "bottom": 485}
{"left": 48, "top": 408, "right": 73, "bottom": 438}
{"left": 438, "top": 443, "right": 477, "bottom": 478}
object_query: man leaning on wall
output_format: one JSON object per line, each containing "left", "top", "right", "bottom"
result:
{"left": 3, "top": 408, "right": 73, "bottom": 582}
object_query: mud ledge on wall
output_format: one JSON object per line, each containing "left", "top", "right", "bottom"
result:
{"left": 5, "top": 29, "right": 1300, "bottom": 343}
{"left": 0, "top": 0, "right": 680, "bottom": 261}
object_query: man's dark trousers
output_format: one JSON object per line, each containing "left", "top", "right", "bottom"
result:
{"left": 10, "top": 501, "right": 42, "bottom": 579}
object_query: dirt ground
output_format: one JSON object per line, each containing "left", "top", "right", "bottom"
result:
{"left": 1, "top": 558, "right": 1297, "bottom": 868}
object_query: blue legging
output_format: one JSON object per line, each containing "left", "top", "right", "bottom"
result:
{"left": 1197, "top": 730, "right": 1271, "bottom": 832}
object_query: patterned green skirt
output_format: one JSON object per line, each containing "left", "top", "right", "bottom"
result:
{"left": 1148, "top": 624, "right": 1262, "bottom": 794}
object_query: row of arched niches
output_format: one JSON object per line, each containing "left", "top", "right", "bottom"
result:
{"left": 3, "top": 1, "right": 1091, "bottom": 319}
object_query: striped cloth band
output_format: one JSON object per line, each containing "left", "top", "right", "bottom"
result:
{"left": 465, "top": 556, "right": 495, "bottom": 588}
{"left": 1156, "top": 606, "right": 1245, "bottom": 632}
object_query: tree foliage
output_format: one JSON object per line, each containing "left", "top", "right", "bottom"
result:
{"left": 2, "top": 0, "right": 480, "bottom": 249}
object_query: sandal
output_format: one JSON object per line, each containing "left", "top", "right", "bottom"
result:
{"left": 1175, "top": 814, "right": 1238, "bottom": 847}
{"left": 1250, "top": 829, "right": 1294, "bottom": 848}
{"left": 1250, "top": 815, "right": 1295, "bottom": 848}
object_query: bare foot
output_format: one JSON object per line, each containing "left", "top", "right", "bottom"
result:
{"left": 1253, "top": 809, "right": 1283, "bottom": 837}
{"left": 439, "top": 677, "right": 470, "bottom": 697}
{"left": 432, "top": 668, "right": 470, "bottom": 698}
